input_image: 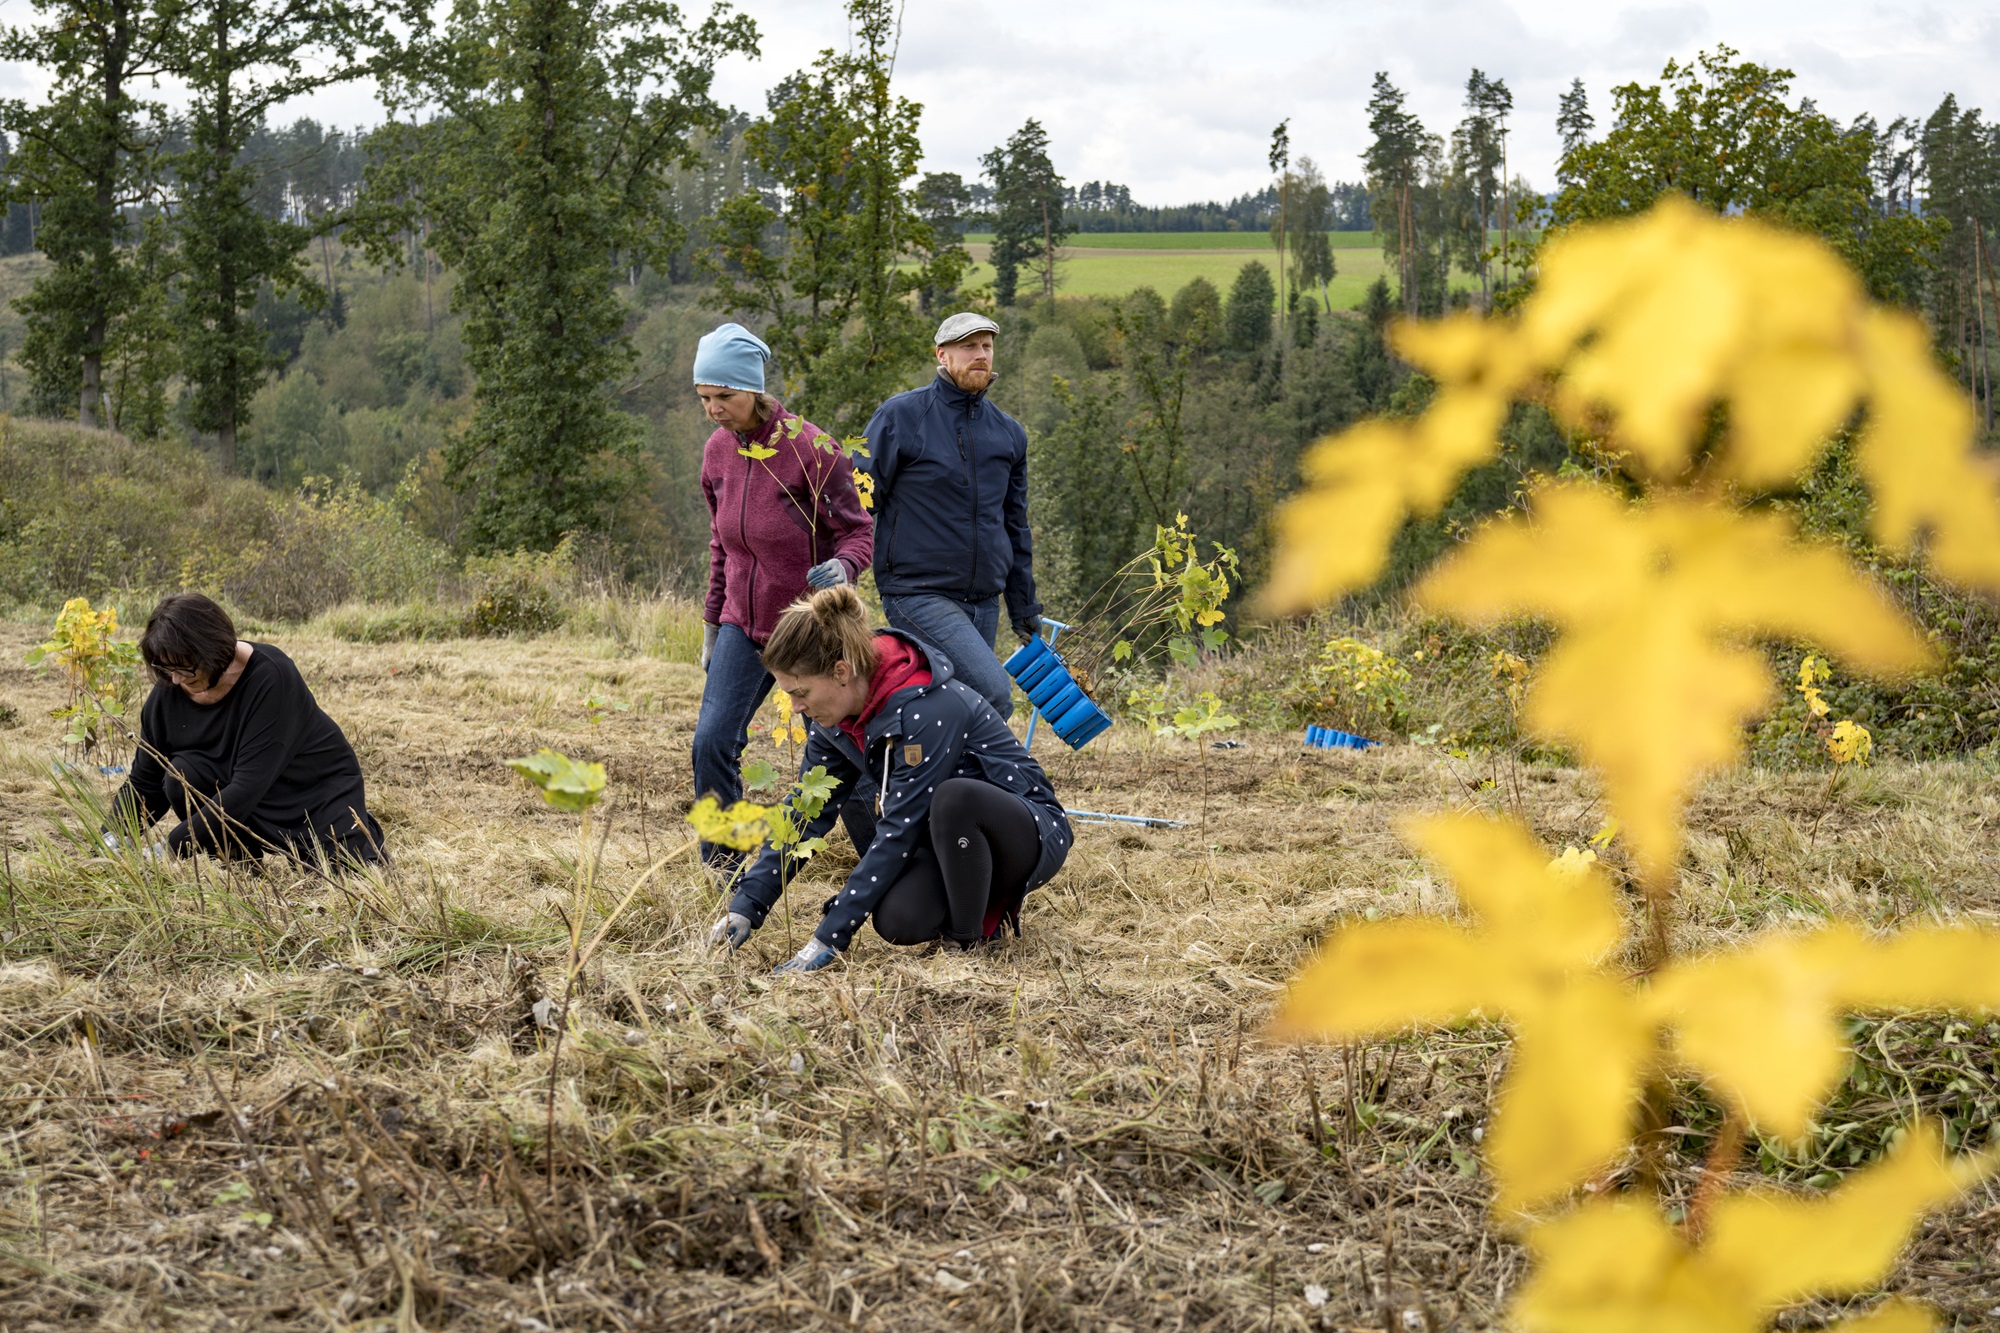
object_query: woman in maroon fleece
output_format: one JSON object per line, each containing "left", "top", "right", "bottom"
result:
{"left": 692, "top": 323, "right": 872, "bottom": 871}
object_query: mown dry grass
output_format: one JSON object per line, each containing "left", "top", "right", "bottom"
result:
{"left": 0, "top": 614, "right": 1997, "bottom": 1330}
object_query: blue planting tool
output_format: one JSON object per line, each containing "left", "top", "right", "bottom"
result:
{"left": 1005, "top": 619, "right": 1114, "bottom": 752}
{"left": 1303, "top": 725, "right": 1381, "bottom": 751}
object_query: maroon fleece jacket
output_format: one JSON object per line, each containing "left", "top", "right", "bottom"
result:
{"left": 702, "top": 402, "right": 874, "bottom": 646}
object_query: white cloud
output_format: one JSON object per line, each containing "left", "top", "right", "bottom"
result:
{"left": 5, "top": 0, "right": 1991, "bottom": 204}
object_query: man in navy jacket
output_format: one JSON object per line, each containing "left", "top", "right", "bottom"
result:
{"left": 859, "top": 312, "right": 1042, "bottom": 720}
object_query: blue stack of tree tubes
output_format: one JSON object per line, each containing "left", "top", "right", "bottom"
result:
{"left": 1304, "top": 725, "right": 1380, "bottom": 750}
{"left": 1003, "top": 636, "right": 1114, "bottom": 749}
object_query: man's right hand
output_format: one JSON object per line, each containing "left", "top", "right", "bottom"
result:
{"left": 708, "top": 912, "right": 753, "bottom": 950}
{"left": 701, "top": 622, "right": 719, "bottom": 672}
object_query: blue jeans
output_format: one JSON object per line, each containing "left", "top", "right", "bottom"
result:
{"left": 881, "top": 593, "right": 1014, "bottom": 721}
{"left": 691, "top": 622, "right": 877, "bottom": 865}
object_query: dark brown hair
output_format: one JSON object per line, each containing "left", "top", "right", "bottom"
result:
{"left": 760, "top": 585, "right": 879, "bottom": 681}
{"left": 139, "top": 593, "right": 238, "bottom": 686}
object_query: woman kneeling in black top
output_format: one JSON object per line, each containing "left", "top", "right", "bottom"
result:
{"left": 107, "top": 592, "right": 386, "bottom": 866}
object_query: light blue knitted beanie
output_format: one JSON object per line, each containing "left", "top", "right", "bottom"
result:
{"left": 693, "top": 322, "right": 770, "bottom": 393}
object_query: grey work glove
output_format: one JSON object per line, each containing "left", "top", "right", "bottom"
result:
{"left": 805, "top": 559, "right": 848, "bottom": 589}
{"left": 708, "top": 911, "right": 753, "bottom": 950}
{"left": 1012, "top": 615, "right": 1042, "bottom": 645}
{"left": 772, "top": 937, "right": 839, "bottom": 975}
{"left": 701, "top": 622, "right": 719, "bottom": 672}
{"left": 104, "top": 830, "right": 169, "bottom": 862}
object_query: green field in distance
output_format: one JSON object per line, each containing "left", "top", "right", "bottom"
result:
{"left": 963, "top": 230, "right": 1383, "bottom": 250}
{"left": 948, "top": 233, "right": 1489, "bottom": 309}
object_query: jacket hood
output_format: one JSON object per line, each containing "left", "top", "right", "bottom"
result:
{"left": 805, "top": 629, "right": 958, "bottom": 761}
{"left": 863, "top": 629, "right": 955, "bottom": 744}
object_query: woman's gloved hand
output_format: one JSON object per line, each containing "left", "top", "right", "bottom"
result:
{"left": 707, "top": 912, "right": 753, "bottom": 950}
{"left": 805, "top": 560, "right": 848, "bottom": 589}
{"left": 701, "top": 622, "right": 719, "bottom": 671}
{"left": 103, "top": 830, "right": 169, "bottom": 862}
{"left": 772, "top": 937, "right": 839, "bottom": 975}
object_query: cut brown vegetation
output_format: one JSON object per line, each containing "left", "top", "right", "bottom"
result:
{"left": 0, "top": 616, "right": 1996, "bottom": 1330}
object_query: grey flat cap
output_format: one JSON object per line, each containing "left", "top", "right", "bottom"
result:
{"left": 934, "top": 312, "right": 1000, "bottom": 346}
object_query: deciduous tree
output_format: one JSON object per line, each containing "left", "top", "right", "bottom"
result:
{"left": 0, "top": 0, "right": 174, "bottom": 426}
{"left": 169, "top": 0, "right": 407, "bottom": 471}
{"left": 707, "top": 0, "right": 955, "bottom": 434}
{"left": 364, "top": 0, "right": 753, "bottom": 550}
{"left": 1552, "top": 46, "right": 1939, "bottom": 304}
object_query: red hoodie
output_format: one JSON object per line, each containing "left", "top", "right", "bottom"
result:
{"left": 838, "top": 635, "right": 931, "bottom": 754}
{"left": 703, "top": 402, "right": 874, "bottom": 646}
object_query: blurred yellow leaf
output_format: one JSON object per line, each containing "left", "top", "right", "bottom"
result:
{"left": 1649, "top": 928, "right": 1867, "bottom": 1136}
{"left": 1514, "top": 1123, "right": 1979, "bottom": 1333}
{"left": 1839, "top": 925, "right": 2000, "bottom": 1012}
{"left": 1275, "top": 814, "right": 1643, "bottom": 1208}
{"left": 1526, "top": 197, "right": 1869, "bottom": 484}
{"left": 1418, "top": 484, "right": 1930, "bottom": 873}
{"left": 1513, "top": 1198, "right": 1747, "bottom": 1333}
{"left": 1855, "top": 308, "right": 2000, "bottom": 591}
{"left": 1261, "top": 389, "right": 1509, "bottom": 612}
{"left": 1650, "top": 927, "right": 2000, "bottom": 1135}
{"left": 1412, "top": 812, "right": 1624, "bottom": 972}
{"left": 685, "top": 796, "right": 773, "bottom": 852}
{"left": 1489, "top": 977, "right": 1652, "bottom": 1213}
{"left": 1724, "top": 347, "right": 1865, "bottom": 487}
{"left": 1263, "top": 198, "right": 2000, "bottom": 620}
{"left": 1703, "top": 1123, "right": 1985, "bottom": 1309}
{"left": 1271, "top": 919, "right": 1500, "bottom": 1038}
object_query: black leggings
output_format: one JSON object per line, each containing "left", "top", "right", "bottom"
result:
{"left": 872, "top": 778, "right": 1039, "bottom": 946}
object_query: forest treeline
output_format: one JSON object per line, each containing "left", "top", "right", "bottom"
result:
{"left": 0, "top": 0, "right": 1994, "bottom": 618}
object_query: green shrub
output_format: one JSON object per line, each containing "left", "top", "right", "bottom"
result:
{"left": 0, "top": 419, "right": 453, "bottom": 621}
{"left": 308, "top": 600, "right": 472, "bottom": 644}
{"left": 463, "top": 537, "right": 576, "bottom": 637}
{"left": 1289, "top": 635, "right": 1412, "bottom": 737}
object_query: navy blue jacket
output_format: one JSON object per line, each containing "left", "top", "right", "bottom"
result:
{"left": 729, "top": 632, "right": 1071, "bottom": 952}
{"left": 861, "top": 373, "right": 1041, "bottom": 627}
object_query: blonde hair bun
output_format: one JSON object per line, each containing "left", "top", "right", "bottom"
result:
{"left": 764, "top": 583, "right": 878, "bottom": 680}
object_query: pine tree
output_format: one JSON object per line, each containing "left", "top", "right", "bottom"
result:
{"left": 983, "top": 119, "right": 1069, "bottom": 307}
{"left": 1555, "top": 77, "right": 1594, "bottom": 186}
{"left": 1364, "top": 73, "right": 1427, "bottom": 314}
{"left": 913, "top": 171, "right": 974, "bottom": 315}
{"left": 1457, "top": 70, "right": 1509, "bottom": 305}
{"left": 1224, "top": 260, "right": 1275, "bottom": 354}
{"left": 1269, "top": 119, "right": 1290, "bottom": 341}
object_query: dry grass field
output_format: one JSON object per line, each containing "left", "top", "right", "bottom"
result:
{"left": 0, "top": 611, "right": 1997, "bottom": 1330}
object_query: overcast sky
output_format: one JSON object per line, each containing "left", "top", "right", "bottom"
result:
{"left": 4, "top": 0, "right": 1995, "bottom": 203}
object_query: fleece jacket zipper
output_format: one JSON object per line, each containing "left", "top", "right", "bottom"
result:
{"left": 959, "top": 396, "right": 979, "bottom": 599}
{"left": 735, "top": 432, "right": 758, "bottom": 637}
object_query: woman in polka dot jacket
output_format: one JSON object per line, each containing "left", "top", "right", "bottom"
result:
{"left": 708, "top": 586, "right": 1072, "bottom": 974}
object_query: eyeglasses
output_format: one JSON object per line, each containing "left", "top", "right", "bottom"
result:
{"left": 156, "top": 663, "right": 199, "bottom": 683}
